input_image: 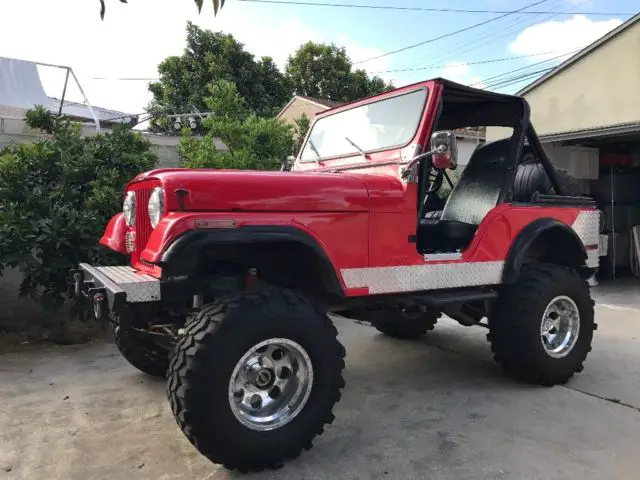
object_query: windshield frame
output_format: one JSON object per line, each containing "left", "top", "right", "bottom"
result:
{"left": 297, "top": 86, "right": 430, "bottom": 164}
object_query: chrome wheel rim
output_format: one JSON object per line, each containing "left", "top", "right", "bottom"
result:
{"left": 540, "top": 295, "right": 581, "bottom": 358}
{"left": 228, "top": 338, "right": 314, "bottom": 431}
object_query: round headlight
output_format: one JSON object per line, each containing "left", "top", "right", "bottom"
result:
{"left": 148, "top": 187, "right": 164, "bottom": 228}
{"left": 123, "top": 191, "right": 135, "bottom": 226}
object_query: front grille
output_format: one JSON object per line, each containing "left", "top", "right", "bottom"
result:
{"left": 134, "top": 187, "right": 152, "bottom": 255}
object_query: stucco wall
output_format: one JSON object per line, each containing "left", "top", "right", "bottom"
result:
{"left": 456, "top": 136, "right": 485, "bottom": 166}
{"left": 488, "top": 20, "right": 640, "bottom": 140}
{"left": 277, "top": 98, "right": 327, "bottom": 128}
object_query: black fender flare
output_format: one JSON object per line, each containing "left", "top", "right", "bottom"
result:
{"left": 502, "top": 218, "right": 589, "bottom": 284}
{"left": 159, "top": 225, "right": 345, "bottom": 296}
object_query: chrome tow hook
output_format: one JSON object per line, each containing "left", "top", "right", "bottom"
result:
{"left": 93, "top": 292, "right": 106, "bottom": 320}
{"left": 72, "top": 272, "right": 83, "bottom": 297}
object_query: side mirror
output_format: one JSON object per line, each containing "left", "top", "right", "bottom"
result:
{"left": 430, "top": 131, "right": 458, "bottom": 170}
{"left": 281, "top": 155, "right": 295, "bottom": 172}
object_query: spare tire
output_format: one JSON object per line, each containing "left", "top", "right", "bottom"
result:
{"left": 553, "top": 168, "right": 584, "bottom": 196}
{"left": 513, "top": 163, "right": 583, "bottom": 201}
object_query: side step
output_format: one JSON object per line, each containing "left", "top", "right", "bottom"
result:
{"left": 420, "top": 288, "right": 498, "bottom": 307}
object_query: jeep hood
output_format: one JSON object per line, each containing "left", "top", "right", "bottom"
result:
{"left": 132, "top": 169, "right": 370, "bottom": 212}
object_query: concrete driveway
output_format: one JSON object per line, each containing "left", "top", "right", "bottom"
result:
{"left": 1, "top": 303, "right": 639, "bottom": 480}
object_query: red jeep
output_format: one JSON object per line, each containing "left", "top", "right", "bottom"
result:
{"left": 72, "top": 79, "right": 600, "bottom": 472}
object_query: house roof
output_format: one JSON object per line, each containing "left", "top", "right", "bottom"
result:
{"left": 517, "top": 12, "right": 640, "bottom": 96}
{"left": 277, "top": 95, "right": 345, "bottom": 119}
{"left": 296, "top": 95, "right": 345, "bottom": 109}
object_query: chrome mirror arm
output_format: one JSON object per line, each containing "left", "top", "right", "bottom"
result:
{"left": 400, "top": 148, "right": 437, "bottom": 179}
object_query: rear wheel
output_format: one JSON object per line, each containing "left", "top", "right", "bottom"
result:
{"left": 488, "top": 263, "right": 596, "bottom": 386}
{"left": 370, "top": 306, "right": 440, "bottom": 340}
{"left": 167, "top": 286, "right": 346, "bottom": 472}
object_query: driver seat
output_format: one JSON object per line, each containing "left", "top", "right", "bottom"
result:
{"left": 419, "top": 139, "right": 511, "bottom": 253}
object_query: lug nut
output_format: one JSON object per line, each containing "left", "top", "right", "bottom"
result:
{"left": 250, "top": 395, "right": 262, "bottom": 409}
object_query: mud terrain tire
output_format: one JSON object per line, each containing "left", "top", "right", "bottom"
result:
{"left": 111, "top": 315, "right": 169, "bottom": 378}
{"left": 371, "top": 307, "right": 441, "bottom": 339}
{"left": 167, "top": 286, "right": 346, "bottom": 472}
{"left": 488, "top": 263, "right": 596, "bottom": 386}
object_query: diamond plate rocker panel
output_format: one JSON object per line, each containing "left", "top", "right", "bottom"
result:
{"left": 95, "top": 266, "right": 161, "bottom": 302}
{"left": 341, "top": 261, "right": 505, "bottom": 295}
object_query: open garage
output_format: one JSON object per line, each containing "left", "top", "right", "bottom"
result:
{"left": 487, "top": 12, "right": 640, "bottom": 284}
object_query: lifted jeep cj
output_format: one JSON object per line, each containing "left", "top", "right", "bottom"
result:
{"left": 72, "top": 79, "right": 600, "bottom": 472}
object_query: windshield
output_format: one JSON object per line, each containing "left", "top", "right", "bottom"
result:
{"left": 299, "top": 88, "right": 428, "bottom": 162}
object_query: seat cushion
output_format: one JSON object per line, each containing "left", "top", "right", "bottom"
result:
{"left": 419, "top": 218, "right": 477, "bottom": 252}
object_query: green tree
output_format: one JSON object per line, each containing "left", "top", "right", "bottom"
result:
{"left": 179, "top": 80, "right": 295, "bottom": 170}
{"left": 147, "top": 22, "right": 292, "bottom": 133}
{"left": 286, "top": 41, "right": 394, "bottom": 102}
{"left": 0, "top": 107, "right": 157, "bottom": 309}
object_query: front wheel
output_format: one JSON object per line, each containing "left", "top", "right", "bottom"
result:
{"left": 488, "top": 263, "right": 596, "bottom": 386}
{"left": 167, "top": 286, "right": 346, "bottom": 472}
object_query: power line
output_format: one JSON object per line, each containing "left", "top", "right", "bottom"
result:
{"left": 483, "top": 67, "right": 555, "bottom": 90}
{"left": 351, "top": 0, "right": 548, "bottom": 65}
{"left": 237, "top": 0, "right": 632, "bottom": 16}
{"left": 395, "top": 0, "right": 563, "bottom": 72}
{"left": 369, "top": 48, "right": 580, "bottom": 74}
{"left": 396, "top": 0, "right": 593, "bottom": 76}
{"left": 93, "top": 76, "right": 158, "bottom": 81}
{"left": 469, "top": 51, "right": 572, "bottom": 86}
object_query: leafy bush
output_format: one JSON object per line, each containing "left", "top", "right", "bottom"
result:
{"left": 0, "top": 107, "right": 157, "bottom": 311}
{"left": 438, "top": 168, "right": 461, "bottom": 201}
{"left": 179, "top": 80, "right": 295, "bottom": 170}
{"left": 293, "top": 113, "right": 310, "bottom": 156}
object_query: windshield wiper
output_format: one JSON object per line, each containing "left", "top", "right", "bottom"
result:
{"left": 345, "top": 136, "right": 369, "bottom": 158}
{"left": 308, "top": 140, "right": 321, "bottom": 161}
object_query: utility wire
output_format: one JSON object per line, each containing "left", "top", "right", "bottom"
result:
{"left": 368, "top": 48, "right": 579, "bottom": 74}
{"left": 93, "top": 76, "right": 158, "bottom": 81}
{"left": 351, "top": 0, "right": 547, "bottom": 65}
{"left": 237, "top": 0, "right": 632, "bottom": 16}
{"left": 397, "top": 0, "right": 588, "bottom": 75}
{"left": 483, "top": 67, "right": 555, "bottom": 89}
{"left": 397, "top": 0, "right": 562, "bottom": 72}
{"left": 469, "top": 51, "right": 572, "bottom": 87}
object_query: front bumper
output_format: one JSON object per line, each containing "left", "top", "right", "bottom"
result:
{"left": 71, "top": 264, "right": 161, "bottom": 318}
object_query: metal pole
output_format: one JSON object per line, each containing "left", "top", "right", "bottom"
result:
{"left": 611, "top": 164, "right": 616, "bottom": 280}
{"left": 68, "top": 68, "right": 101, "bottom": 133}
{"left": 58, "top": 68, "right": 70, "bottom": 116}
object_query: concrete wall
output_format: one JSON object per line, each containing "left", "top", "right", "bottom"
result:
{"left": 0, "top": 115, "right": 228, "bottom": 169}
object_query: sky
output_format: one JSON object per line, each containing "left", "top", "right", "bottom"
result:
{"left": 0, "top": 0, "right": 636, "bottom": 120}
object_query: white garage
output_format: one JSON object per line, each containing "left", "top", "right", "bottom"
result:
{"left": 487, "top": 12, "right": 640, "bottom": 282}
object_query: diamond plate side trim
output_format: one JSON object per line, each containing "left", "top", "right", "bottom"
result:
{"left": 586, "top": 250, "right": 599, "bottom": 269}
{"left": 95, "top": 266, "right": 161, "bottom": 303}
{"left": 341, "top": 261, "right": 504, "bottom": 295}
{"left": 571, "top": 210, "right": 600, "bottom": 247}
{"left": 571, "top": 210, "right": 601, "bottom": 269}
